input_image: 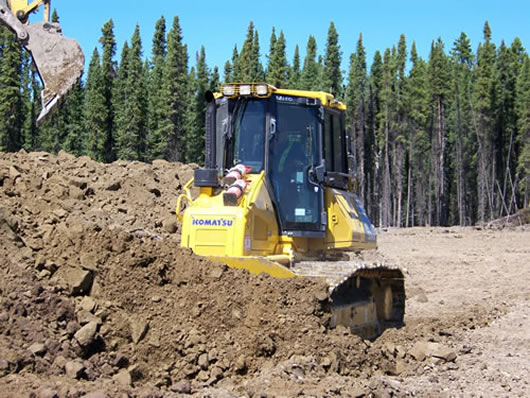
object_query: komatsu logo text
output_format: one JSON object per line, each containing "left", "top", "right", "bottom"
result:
{"left": 192, "top": 218, "right": 233, "bottom": 227}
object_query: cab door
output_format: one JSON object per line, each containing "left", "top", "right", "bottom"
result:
{"left": 268, "top": 96, "right": 325, "bottom": 237}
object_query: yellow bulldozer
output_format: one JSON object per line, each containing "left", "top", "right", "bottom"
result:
{"left": 178, "top": 83, "right": 405, "bottom": 338}
{"left": 0, "top": 0, "right": 84, "bottom": 124}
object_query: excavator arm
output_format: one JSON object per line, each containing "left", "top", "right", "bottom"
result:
{"left": 0, "top": 0, "right": 84, "bottom": 125}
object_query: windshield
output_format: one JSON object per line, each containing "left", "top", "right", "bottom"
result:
{"left": 232, "top": 99, "right": 266, "bottom": 172}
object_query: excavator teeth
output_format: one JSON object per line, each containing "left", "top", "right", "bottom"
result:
{"left": 24, "top": 22, "right": 84, "bottom": 125}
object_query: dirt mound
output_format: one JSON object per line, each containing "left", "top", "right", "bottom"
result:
{"left": 0, "top": 151, "right": 395, "bottom": 396}
{"left": 1, "top": 150, "right": 529, "bottom": 397}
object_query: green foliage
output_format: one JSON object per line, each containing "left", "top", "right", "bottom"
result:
{"left": 288, "top": 45, "right": 301, "bottom": 89}
{"left": 266, "top": 30, "right": 288, "bottom": 87}
{"left": 322, "top": 22, "right": 342, "bottom": 98}
{"left": 83, "top": 48, "right": 107, "bottom": 161}
{"left": 98, "top": 19, "right": 117, "bottom": 162}
{"left": 515, "top": 56, "right": 530, "bottom": 205}
{"left": 185, "top": 46, "right": 209, "bottom": 164}
{"left": 0, "top": 27, "right": 23, "bottom": 151}
{"left": 157, "top": 15, "right": 189, "bottom": 161}
{"left": 1, "top": 16, "right": 528, "bottom": 226}
{"left": 300, "top": 35, "right": 320, "bottom": 90}
{"left": 115, "top": 25, "right": 147, "bottom": 161}
{"left": 146, "top": 16, "right": 167, "bottom": 161}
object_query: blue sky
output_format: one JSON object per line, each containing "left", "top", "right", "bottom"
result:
{"left": 37, "top": 1, "right": 530, "bottom": 76}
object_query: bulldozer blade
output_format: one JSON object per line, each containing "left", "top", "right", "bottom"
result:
{"left": 24, "top": 22, "right": 84, "bottom": 125}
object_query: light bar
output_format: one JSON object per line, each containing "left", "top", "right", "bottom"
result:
{"left": 222, "top": 85, "right": 235, "bottom": 96}
{"left": 256, "top": 84, "right": 268, "bottom": 96}
{"left": 239, "top": 85, "right": 251, "bottom": 95}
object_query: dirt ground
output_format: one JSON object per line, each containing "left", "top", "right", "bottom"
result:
{"left": 0, "top": 150, "right": 529, "bottom": 397}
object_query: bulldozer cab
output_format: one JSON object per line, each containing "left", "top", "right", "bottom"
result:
{"left": 217, "top": 84, "right": 350, "bottom": 238}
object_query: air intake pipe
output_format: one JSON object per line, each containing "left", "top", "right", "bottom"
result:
{"left": 193, "top": 90, "right": 219, "bottom": 187}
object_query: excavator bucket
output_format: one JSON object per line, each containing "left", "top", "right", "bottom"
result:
{"left": 0, "top": 0, "right": 84, "bottom": 125}
{"left": 25, "top": 22, "right": 84, "bottom": 125}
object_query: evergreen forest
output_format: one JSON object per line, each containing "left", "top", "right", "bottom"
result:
{"left": 0, "top": 14, "right": 529, "bottom": 227}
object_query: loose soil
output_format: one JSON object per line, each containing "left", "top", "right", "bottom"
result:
{"left": 0, "top": 150, "right": 528, "bottom": 397}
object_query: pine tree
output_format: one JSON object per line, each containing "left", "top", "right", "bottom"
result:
{"left": 406, "top": 42, "right": 430, "bottom": 226}
{"left": 378, "top": 48, "right": 395, "bottom": 227}
{"left": 288, "top": 44, "right": 301, "bottom": 89}
{"left": 20, "top": 50, "right": 39, "bottom": 152}
{"left": 345, "top": 34, "right": 368, "bottom": 202}
{"left": 266, "top": 30, "right": 288, "bottom": 87}
{"left": 60, "top": 82, "right": 86, "bottom": 156}
{"left": 0, "top": 27, "right": 23, "bottom": 151}
{"left": 493, "top": 40, "right": 519, "bottom": 217}
{"left": 239, "top": 22, "right": 257, "bottom": 81}
{"left": 266, "top": 27, "right": 277, "bottom": 75}
{"left": 515, "top": 55, "right": 530, "bottom": 207}
{"left": 84, "top": 48, "right": 107, "bottom": 161}
{"left": 449, "top": 32, "right": 476, "bottom": 225}
{"left": 230, "top": 45, "right": 240, "bottom": 82}
{"left": 238, "top": 22, "right": 263, "bottom": 82}
{"left": 322, "top": 22, "right": 342, "bottom": 97}
{"left": 146, "top": 16, "right": 167, "bottom": 161}
{"left": 157, "top": 16, "right": 189, "bottom": 161}
{"left": 366, "top": 50, "right": 383, "bottom": 223}
{"left": 98, "top": 19, "right": 117, "bottom": 162}
{"left": 210, "top": 66, "right": 220, "bottom": 92}
{"left": 115, "top": 25, "right": 147, "bottom": 160}
{"left": 473, "top": 21, "right": 497, "bottom": 221}
{"left": 300, "top": 35, "right": 320, "bottom": 90}
{"left": 392, "top": 34, "right": 408, "bottom": 227}
{"left": 223, "top": 60, "right": 232, "bottom": 82}
{"left": 252, "top": 30, "right": 265, "bottom": 81}
{"left": 428, "top": 38, "right": 451, "bottom": 226}
{"left": 185, "top": 47, "right": 209, "bottom": 164}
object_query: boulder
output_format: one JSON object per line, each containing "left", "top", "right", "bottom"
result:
{"left": 74, "top": 321, "right": 98, "bottom": 346}
{"left": 65, "top": 267, "right": 94, "bottom": 296}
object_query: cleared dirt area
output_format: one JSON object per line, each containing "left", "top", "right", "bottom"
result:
{"left": 0, "top": 150, "right": 529, "bottom": 397}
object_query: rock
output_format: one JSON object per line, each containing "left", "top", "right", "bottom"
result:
{"left": 387, "top": 359, "right": 407, "bottom": 376}
{"left": 234, "top": 355, "right": 247, "bottom": 373}
{"left": 53, "top": 355, "right": 67, "bottom": 371}
{"left": 210, "top": 265, "right": 226, "bottom": 280}
{"left": 28, "top": 342, "right": 47, "bottom": 356}
{"left": 198, "top": 353, "right": 209, "bottom": 370}
{"left": 79, "top": 296, "right": 97, "bottom": 313}
{"left": 320, "top": 356, "right": 332, "bottom": 368}
{"left": 408, "top": 341, "right": 457, "bottom": 363}
{"left": 430, "top": 343, "right": 457, "bottom": 362}
{"left": 197, "top": 370, "right": 210, "bottom": 382}
{"left": 65, "top": 360, "right": 85, "bottom": 379}
{"left": 80, "top": 253, "right": 98, "bottom": 271}
{"left": 77, "top": 310, "right": 102, "bottom": 326}
{"left": 69, "top": 186, "right": 85, "bottom": 200}
{"left": 349, "top": 386, "right": 366, "bottom": 398}
{"left": 113, "top": 368, "right": 132, "bottom": 387}
{"left": 171, "top": 380, "right": 191, "bottom": 394}
{"left": 106, "top": 181, "right": 121, "bottom": 191}
{"left": 36, "top": 387, "right": 58, "bottom": 398}
{"left": 81, "top": 392, "right": 107, "bottom": 398}
{"left": 162, "top": 218, "right": 178, "bottom": 234}
{"left": 408, "top": 341, "right": 428, "bottom": 362}
{"left": 210, "top": 366, "right": 224, "bottom": 380}
{"left": 130, "top": 318, "right": 149, "bottom": 344}
{"left": 65, "top": 267, "right": 94, "bottom": 296}
{"left": 74, "top": 321, "right": 98, "bottom": 346}
{"left": 0, "top": 358, "right": 9, "bottom": 377}
{"left": 9, "top": 165, "right": 22, "bottom": 180}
